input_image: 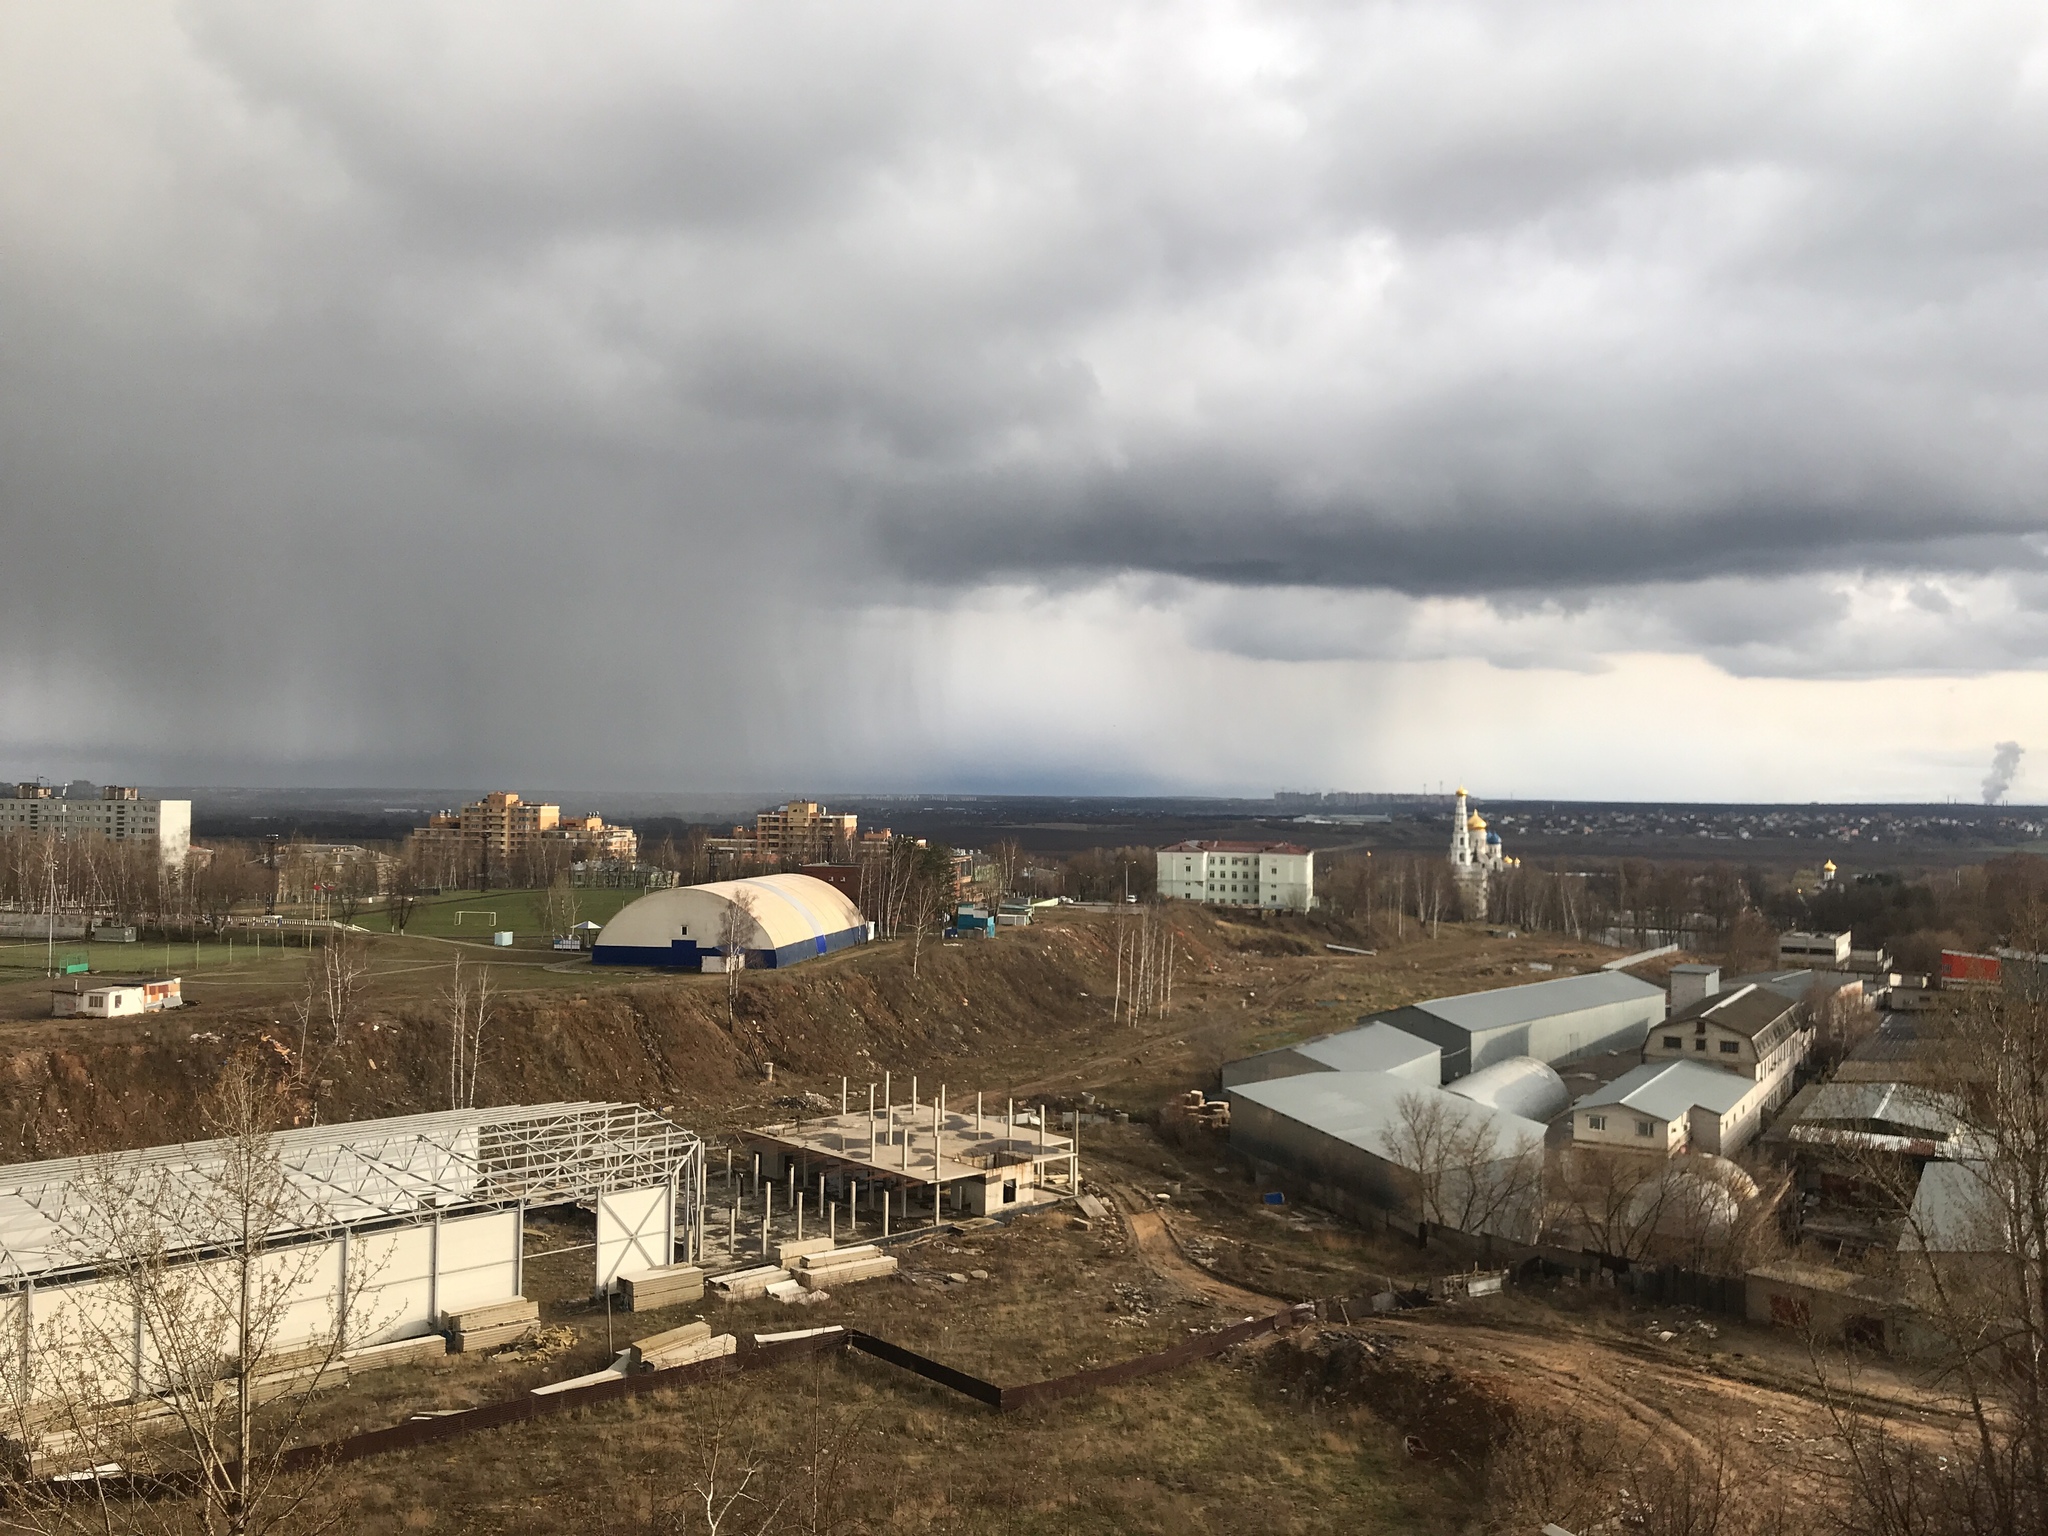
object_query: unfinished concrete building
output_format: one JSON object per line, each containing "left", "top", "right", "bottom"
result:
{"left": 740, "top": 1081, "right": 1078, "bottom": 1223}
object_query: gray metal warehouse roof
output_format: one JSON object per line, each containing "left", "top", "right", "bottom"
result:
{"left": 1801, "top": 1082, "right": 1962, "bottom": 1137}
{"left": 1228, "top": 1071, "right": 1546, "bottom": 1167}
{"left": 1571, "top": 1059, "right": 1754, "bottom": 1122}
{"left": 1903, "top": 1160, "right": 2003, "bottom": 1254}
{"left": 1295, "top": 1022, "right": 1440, "bottom": 1076}
{"left": 1413, "top": 970, "right": 1663, "bottom": 1036}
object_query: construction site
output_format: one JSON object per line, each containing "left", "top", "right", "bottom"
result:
{"left": 0, "top": 896, "right": 2006, "bottom": 1534}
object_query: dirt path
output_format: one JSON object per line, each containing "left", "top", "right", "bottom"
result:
{"left": 1097, "top": 1178, "right": 1281, "bottom": 1313}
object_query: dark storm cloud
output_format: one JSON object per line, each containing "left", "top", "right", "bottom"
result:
{"left": 3, "top": 2, "right": 2048, "bottom": 786}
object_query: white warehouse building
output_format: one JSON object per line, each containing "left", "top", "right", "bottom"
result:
{"left": 1, "top": 784, "right": 190, "bottom": 869}
{"left": 1156, "top": 840, "right": 1314, "bottom": 912}
{"left": 1360, "top": 970, "right": 1666, "bottom": 1081}
{"left": 0, "top": 1102, "right": 704, "bottom": 1408}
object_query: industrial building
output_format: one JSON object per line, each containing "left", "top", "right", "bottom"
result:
{"left": 1227, "top": 1068, "right": 1547, "bottom": 1239}
{"left": 1155, "top": 840, "right": 1315, "bottom": 911}
{"left": 1567, "top": 968, "right": 1816, "bottom": 1159}
{"left": 741, "top": 1084, "right": 1078, "bottom": 1220}
{"left": 1779, "top": 930, "right": 1852, "bottom": 967}
{"left": 1644, "top": 979, "right": 1813, "bottom": 1101}
{"left": 591, "top": 872, "right": 869, "bottom": 970}
{"left": 0, "top": 784, "right": 190, "bottom": 869}
{"left": 1357, "top": 969, "right": 1666, "bottom": 1081}
{"left": 0, "top": 1102, "right": 704, "bottom": 1405}
{"left": 1569, "top": 1059, "right": 1766, "bottom": 1156}
{"left": 1221, "top": 1020, "right": 1442, "bottom": 1090}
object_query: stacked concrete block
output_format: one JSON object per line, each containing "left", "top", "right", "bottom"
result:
{"left": 617, "top": 1262, "right": 705, "bottom": 1312}
{"left": 630, "top": 1319, "right": 737, "bottom": 1370}
{"left": 343, "top": 1333, "right": 450, "bottom": 1372}
{"left": 793, "top": 1245, "right": 898, "bottom": 1289}
{"left": 776, "top": 1237, "right": 836, "bottom": 1267}
{"left": 709, "top": 1264, "right": 791, "bottom": 1301}
{"left": 447, "top": 1296, "right": 540, "bottom": 1353}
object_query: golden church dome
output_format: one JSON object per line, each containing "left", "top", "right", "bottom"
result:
{"left": 1467, "top": 813, "right": 1487, "bottom": 831}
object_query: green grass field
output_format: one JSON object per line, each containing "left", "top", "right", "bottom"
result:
{"left": 350, "top": 887, "right": 642, "bottom": 944}
{"left": 0, "top": 933, "right": 308, "bottom": 978}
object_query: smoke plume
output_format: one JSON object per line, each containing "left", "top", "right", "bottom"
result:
{"left": 1982, "top": 742, "right": 2025, "bottom": 805}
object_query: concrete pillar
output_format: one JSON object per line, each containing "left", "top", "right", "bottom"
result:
{"left": 882, "top": 1189, "right": 890, "bottom": 1238}
{"left": 841, "top": 1075, "right": 848, "bottom": 1115}
{"left": 787, "top": 1163, "right": 796, "bottom": 1210}
{"left": 729, "top": 1204, "right": 737, "bottom": 1259}
{"left": 797, "top": 1193, "right": 804, "bottom": 1241}
{"left": 977, "top": 1092, "right": 983, "bottom": 1138}
{"left": 830, "top": 1202, "right": 837, "bottom": 1243}
{"left": 753, "top": 1151, "right": 761, "bottom": 1198}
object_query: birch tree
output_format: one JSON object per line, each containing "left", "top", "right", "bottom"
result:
{"left": 444, "top": 954, "right": 494, "bottom": 1109}
{"left": 717, "top": 889, "right": 758, "bottom": 1026}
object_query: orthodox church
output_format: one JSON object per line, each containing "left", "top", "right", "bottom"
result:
{"left": 1448, "top": 786, "right": 1516, "bottom": 918}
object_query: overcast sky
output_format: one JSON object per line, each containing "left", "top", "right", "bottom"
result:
{"left": 3, "top": 2, "right": 2045, "bottom": 801}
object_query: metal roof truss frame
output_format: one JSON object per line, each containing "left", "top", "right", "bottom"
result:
{"left": 0, "top": 1100, "right": 704, "bottom": 1289}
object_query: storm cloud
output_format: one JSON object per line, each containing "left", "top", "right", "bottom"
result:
{"left": 2, "top": 2, "right": 2047, "bottom": 793}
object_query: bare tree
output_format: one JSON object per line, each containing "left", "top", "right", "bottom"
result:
{"left": 1548, "top": 1144, "right": 1675, "bottom": 1263}
{"left": 283, "top": 933, "right": 369, "bottom": 1105}
{"left": 1482, "top": 1405, "right": 1791, "bottom": 1536}
{"left": 333, "top": 853, "right": 378, "bottom": 926}
{"left": 444, "top": 954, "right": 495, "bottom": 1109}
{"left": 1548, "top": 1146, "right": 1785, "bottom": 1273}
{"left": 0, "top": 1049, "right": 384, "bottom": 1535}
{"left": 1382, "top": 1092, "right": 1544, "bottom": 1239}
{"left": 542, "top": 871, "right": 581, "bottom": 942}
{"left": 1116, "top": 903, "right": 1177, "bottom": 1025}
{"left": 901, "top": 845, "right": 955, "bottom": 980}
{"left": 384, "top": 846, "right": 420, "bottom": 934}
{"left": 989, "top": 839, "right": 1024, "bottom": 912}
{"left": 717, "top": 889, "right": 758, "bottom": 1027}
{"left": 1817, "top": 927, "right": 2048, "bottom": 1536}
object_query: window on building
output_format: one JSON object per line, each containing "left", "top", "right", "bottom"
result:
{"left": 1662, "top": 1035, "right": 1682, "bottom": 1049}
{"left": 1586, "top": 1114, "right": 1606, "bottom": 1131}
{"left": 1694, "top": 1039, "right": 1706, "bottom": 1051}
{"left": 1720, "top": 1040, "right": 1740, "bottom": 1053}
{"left": 1635, "top": 1119, "right": 1654, "bottom": 1137}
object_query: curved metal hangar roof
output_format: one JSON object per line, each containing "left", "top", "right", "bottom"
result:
{"left": 593, "top": 874, "right": 868, "bottom": 971}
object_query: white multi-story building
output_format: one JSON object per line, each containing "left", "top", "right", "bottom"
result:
{"left": 1156, "top": 840, "right": 1314, "bottom": 912}
{"left": 0, "top": 785, "right": 190, "bottom": 868}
